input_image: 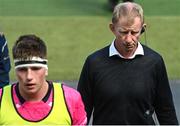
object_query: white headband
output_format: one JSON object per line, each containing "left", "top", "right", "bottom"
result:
{"left": 14, "top": 57, "right": 48, "bottom": 69}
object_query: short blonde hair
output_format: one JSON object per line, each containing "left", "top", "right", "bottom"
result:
{"left": 112, "top": 2, "right": 144, "bottom": 25}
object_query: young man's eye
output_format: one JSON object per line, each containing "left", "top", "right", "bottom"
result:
{"left": 17, "top": 67, "right": 27, "bottom": 71}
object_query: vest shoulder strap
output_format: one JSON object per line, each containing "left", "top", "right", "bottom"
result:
{"left": 0, "top": 88, "right": 4, "bottom": 108}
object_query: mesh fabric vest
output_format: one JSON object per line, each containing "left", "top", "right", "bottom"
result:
{"left": 0, "top": 83, "right": 71, "bottom": 125}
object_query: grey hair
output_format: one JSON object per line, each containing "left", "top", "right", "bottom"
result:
{"left": 112, "top": 2, "right": 144, "bottom": 24}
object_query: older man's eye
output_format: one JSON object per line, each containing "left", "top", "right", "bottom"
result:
{"left": 131, "top": 31, "right": 140, "bottom": 35}
{"left": 119, "top": 31, "right": 129, "bottom": 35}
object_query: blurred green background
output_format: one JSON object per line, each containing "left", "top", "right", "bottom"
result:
{"left": 0, "top": 0, "right": 180, "bottom": 81}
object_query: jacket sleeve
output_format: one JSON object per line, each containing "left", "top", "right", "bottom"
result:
{"left": 78, "top": 57, "right": 94, "bottom": 124}
{"left": 0, "top": 33, "right": 11, "bottom": 87}
{"left": 154, "top": 57, "right": 178, "bottom": 125}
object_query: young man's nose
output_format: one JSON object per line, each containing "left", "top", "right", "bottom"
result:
{"left": 26, "top": 69, "right": 33, "bottom": 80}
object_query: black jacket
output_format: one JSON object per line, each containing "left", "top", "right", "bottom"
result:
{"left": 0, "top": 34, "right": 11, "bottom": 87}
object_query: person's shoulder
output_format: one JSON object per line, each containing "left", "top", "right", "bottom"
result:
{"left": 1, "top": 84, "right": 12, "bottom": 89}
{"left": 62, "top": 84, "right": 80, "bottom": 98}
{"left": 142, "top": 44, "right": 163, "bottom": 59}
{"left": 61, "top": 84, "right": 84, "bottom": 106}
{"left": 89, "top": 45, "right": 110, "bottom": 57}
{"left": 0, "top": 32, "right": 6, "bottom": 46}
{"left": 52, "top": 82, "right": 81, "bottom": 101}
{"left": 86, "top": 45, "right": 110, "bottom": 61}
{"left": 0, "top": 84, "right": 12, "bottom": 101}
